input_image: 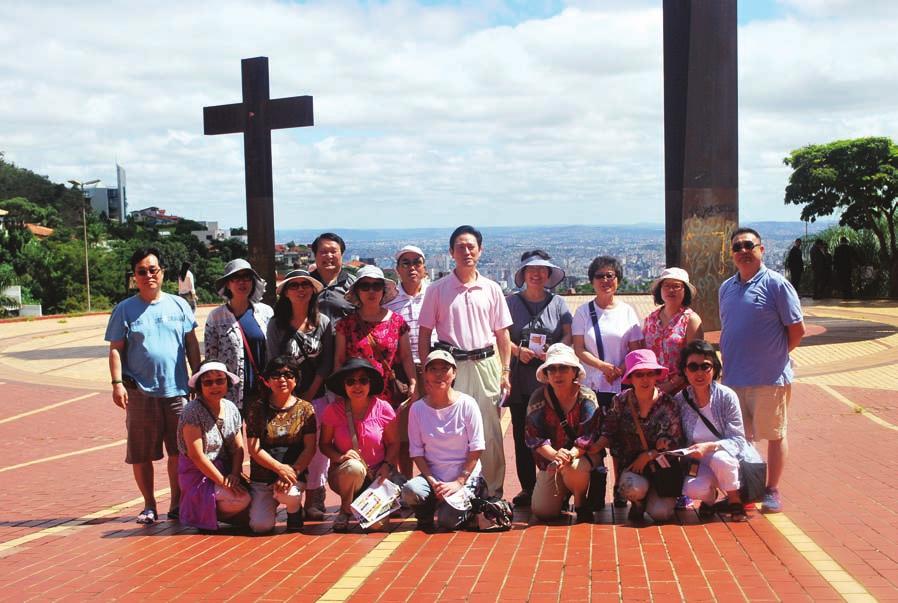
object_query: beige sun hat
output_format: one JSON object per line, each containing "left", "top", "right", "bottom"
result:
{"left": 535, "top": 343, "right": 586, "bottom": 383}
{"left": 344, "top": 265, "right": 398, "bottom": 305}
{"left": 188, "top": 361, "right": 240, "bottom": 389}
{"left": 650, "top": 267, "right": 697, "bottom": 299}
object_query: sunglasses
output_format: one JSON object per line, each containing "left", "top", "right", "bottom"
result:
{"left": 545, "top": 365, "right": 574, "bottom": 373}
{"left": 630, "top": 370, "right": 661, "bottom": 379}
{"left": 201, "top": 378, "right": 228, "bottom": 387}
{"left": 356, "top": 281, "right": 385, "bottom": 292}
{"left": 661, "top": 282, "right": 684, "bottom": 291}
{"left": 685, "top": 361, "right": 714, "bottom": 373}
{"left": 731, "top": 240, "right": 758, "bottom": 252}
{"left": 593, "top": 272, "right": 617, "bottom": 281}
{"left": 345, "top": 376, "right": 371, "bottom": 386}
{"left": 266, "top": 371, "right": 296, "bottom": 381}
{"left": 135, "top": 266, "right": 162, "bottom": 277}
{"left": 399, "top": 258, "right": 424, "bottom": 268}
{"left": 285, "top": 281, "right": 313, "bottom": 290}
{"left": 230, "top": 272, "right": 254, "bottom": 282}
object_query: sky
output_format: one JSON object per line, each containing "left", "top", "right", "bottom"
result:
{"left": 1, "top": 0, "right": 897, "bottom": 230}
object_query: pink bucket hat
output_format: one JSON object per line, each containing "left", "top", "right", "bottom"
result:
{"left": 621, "top": 349, "right": 669, "bottom": 384}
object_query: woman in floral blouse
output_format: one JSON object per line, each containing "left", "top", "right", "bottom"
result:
{"left": 525, "top": 344, "right": 601, "bottom": 523}
{"left": 334, "top": 265, "right": 417, "bottom": 407}
{"left": 642, "top": 267, "right": 703, "bottom": 396}
{"left": 592, "top": 349, "right": 684, "bottom": 524}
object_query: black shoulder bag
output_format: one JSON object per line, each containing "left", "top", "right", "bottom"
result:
{"left": 681, "top": 390, "right": 767, "bottom": 504}
{"left": 626, "top": 393, "right": 684, "bottom": 498}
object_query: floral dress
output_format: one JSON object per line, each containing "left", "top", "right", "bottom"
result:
{"left": 336, "top": 311, "right": 409, "bottom": 406}
{"left": 643, "top": 306, "right": 694, "bottom": 384}
{"left": 600, "top": 389, "right": 684, "bottom": 469}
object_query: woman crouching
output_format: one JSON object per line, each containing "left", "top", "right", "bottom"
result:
{"left": 676, "top": 340, "right": 760, "bottom": 521}
{"left": 526, "top": 344, "right": 602, "bottom": 523}
{"left": 245, "top": 356, "right": 318, "bottom": 533}
{"left": 177, "top": 361, "right": 251, "bottom": 531}
{"left": 402, "top": 350, "right": 485, "bottom": 532}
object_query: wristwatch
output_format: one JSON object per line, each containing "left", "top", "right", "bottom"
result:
{"left": 111, "top": 379, "right": 123, "bottom": 385}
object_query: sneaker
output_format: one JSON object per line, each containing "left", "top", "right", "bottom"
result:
{"left": 761, "top": 488, "right": 782, "bottom": 513}
{"left": 675, "top": 495, "right": 692, "bottom": 510}
{"left": 512, "top": 490, "right": 532, "bottom": 507}
{"left": 286, "top": 510, "right": 304, "bottom": 532}
{"left": 304, "top": 487, "right": 326, "bottom": 521}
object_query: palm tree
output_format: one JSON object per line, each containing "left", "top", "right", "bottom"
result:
{"left": 0, "top": 272, "right": 21, "bottom": 317}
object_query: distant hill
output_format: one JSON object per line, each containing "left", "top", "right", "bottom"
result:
{"left": 0, "top": 155, "right": 83, "bottom": 227}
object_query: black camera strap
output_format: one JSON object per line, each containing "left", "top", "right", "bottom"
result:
{"left": 682, "top": 389, "right": 723, "bottom": 439}
{"left": 546, "top": 385, "right": 578, "bottom": 449}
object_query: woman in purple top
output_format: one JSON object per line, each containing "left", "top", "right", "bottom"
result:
{"left": 319, "top": 358, "right": 399, "bottom": 533}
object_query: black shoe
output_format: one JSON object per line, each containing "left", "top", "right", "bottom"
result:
{"left": 416, "top": 518, "right": 436, "bottom": 533}
{"left": 613, "top": 486, "right": 627, "bottom": 508}
{"left": 627, "top": 502, "right": 645, "bottom": 523}
{"left": 512, "top": 490, "right": 532, "bottom": 507}
{"left": 698, "top": 502, "right": 716, "bottom": 520}
{"left": 286, "top": 510, "right": 304, "bottom": 532}
{"left": 575, "top": 507, "right": 593, "bottom": 524}
{"left": 167, "top": 507, "right": 180, "bottom": 521}
{"left": 728, "top": 502, "right": 748, "bottom": 522}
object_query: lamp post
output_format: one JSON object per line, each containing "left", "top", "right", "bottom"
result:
{"left": 68, "top": 179, "right": 100, "bottom": 312}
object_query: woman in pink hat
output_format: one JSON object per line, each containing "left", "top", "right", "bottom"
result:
{"left": 591, "top": 349, "right": 684, "bottom": 523}
{"left": 643, "top": 267, "right": 703, "bottom": 396}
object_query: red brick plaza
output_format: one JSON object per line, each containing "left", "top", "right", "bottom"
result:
{"left": 0, "top": 298, "right": 896, "bottom": 601}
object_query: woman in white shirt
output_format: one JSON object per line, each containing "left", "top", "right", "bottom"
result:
{"left": 401, "top": 350, "right": 485, "bottom": 532}
{"left": 178, "top": 261, "right": 197, "bottom": 311}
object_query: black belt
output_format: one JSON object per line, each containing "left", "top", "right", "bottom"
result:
{"left": 434, "top": 341, "right": 495, "bottom": 361}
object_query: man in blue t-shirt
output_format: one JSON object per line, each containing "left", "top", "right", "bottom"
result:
{"left": 719, "top": 228, "right": 805, "bottom": 514}
{"left": 105, "top": 247, "right": 201, "bottom": 524}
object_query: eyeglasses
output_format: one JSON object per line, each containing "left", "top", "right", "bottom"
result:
{"left": 685, "top": 361, "right": 714, "bottom": 373}
{"left": 731, "top": 240, "right": 758, "bottom": 253}
{"left": 285, "top": 281, "right": 313, "bottom": 290}
{"left": 661, "top": 282, "right": 684, "bottom": 291}
{"left": 545, "top": 365, "right": 573, "bottom": 373}
{"left": 593, "top": 272, "right": 617, "bottom": 281}
{"left": 230, "top": 272, "right": 254, "bottom": 282}
{"left": 629, "top": 370, "right": 660, "bottom": 379}
{"left": 201, "top": 378, "right": 228, "bottom": 387}
{"left": 399, "top": 258, "right": 424, "bottom": 268}
{"left": 356, "top": 281, "right": 385, "bottom": 292}
{"left": 266, "top": 371, "right": 295, "bottom": 381}
{"left": 345, "top": 377, "right": 370, "bottom": 386}
{"left": 135, "top": 266, "right": 162, "bottom": 277}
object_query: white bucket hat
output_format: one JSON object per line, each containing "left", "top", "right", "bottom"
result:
{"left": 277, "top": 269, "right": 324, "bottom": 296}
{"left": 535, "top": 343, "right": 586, "bottom": 383}
{"left": 215, "top": 258, "right": 267, "bottom": 303}
{"left": 344, "top": 265, "right": 398, "bottom": 305}
{"left": 514, "top": 256, "right": 566, "bottom": 289}
{"left": 394, "top": 245, "right": 426, "bottom": 262}
{"left": 188, "top": 361, "right": 240, "bottom": 389}
{"left": 650, "top": 267, "right": 697, "bottom": 299}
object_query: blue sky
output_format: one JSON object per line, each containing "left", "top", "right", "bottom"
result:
{"left": 2, "top": 0, "right": 896, "bottom": 229}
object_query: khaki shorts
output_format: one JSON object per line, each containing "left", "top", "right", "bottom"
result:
{"left": 732, "top": 385, "right": 790, "bottom": 441}
{"left": 124, "top": 387, "right": 185, "bottom": 464}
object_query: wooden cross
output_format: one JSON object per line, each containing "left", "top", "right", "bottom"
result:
{"left": 203, "top": 56, "right": 314, "bottom": 305}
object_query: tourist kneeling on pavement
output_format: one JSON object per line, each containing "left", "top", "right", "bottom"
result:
{"left": 526, "top": 344, "right": 602, "bottom": 523}
{"left": 402, "top": 350, "right": 485, "bottom": 532}
{"left": 675, "top": 340, "right": 760, "bottom": 522}
{"left": 177, "top": 361, "right": 251, "bottom": 531}
{"left": 245, "top": 357, "right": 317, "bottom": 533}
{"left": 591, "top": 349, "right": 684, "bottom": 523}
{"left": 320, "top": 358, "right": 400, "bottom": 533}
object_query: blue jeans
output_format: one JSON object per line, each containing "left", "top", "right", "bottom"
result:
{"left": 401, "top": 475, "right": 477, "bottom": 531}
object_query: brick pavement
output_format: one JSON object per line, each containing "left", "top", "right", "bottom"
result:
{"left": 1, "top": 298, "right": 897, "bottom": 601}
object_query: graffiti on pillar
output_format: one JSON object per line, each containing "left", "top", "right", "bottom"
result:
{"left": 681, "top": 203, "right": 737, "bottom": 331}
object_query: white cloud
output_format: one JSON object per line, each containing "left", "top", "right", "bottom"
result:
{"left": 0, "top": 0, "right": 895, "bottom": 230}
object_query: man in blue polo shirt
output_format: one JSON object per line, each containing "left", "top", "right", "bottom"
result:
{"left": 106, "top": 247, "right": 201, "bottom": 524}
{"left": 719, "top": 227, "right": 805, "bottom": 513}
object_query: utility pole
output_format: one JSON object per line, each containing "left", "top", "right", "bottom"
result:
{"left": 68, "top": 179, "right": 100, "bottom": 312}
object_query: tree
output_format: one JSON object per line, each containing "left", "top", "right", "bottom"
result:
{"left": 784, "top": 137, "right": 898, "bottom": 296}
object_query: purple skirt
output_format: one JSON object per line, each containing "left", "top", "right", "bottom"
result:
{"left": 178, "top": 455, "right": 227, "bottom": 531}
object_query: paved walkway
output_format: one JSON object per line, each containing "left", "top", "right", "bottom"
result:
{"left": 0, "top": 297, "right": 896, "bottom": 601}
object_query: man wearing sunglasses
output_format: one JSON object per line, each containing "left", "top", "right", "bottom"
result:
{"left": 105, "top": 247, "right": 202, "bottom": 524}
{"left": 718, "top": 228, "right": 805, "bottom": 514}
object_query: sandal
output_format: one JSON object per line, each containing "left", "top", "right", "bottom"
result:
{"left": 728, "top": 502, "right": 748, "bottom": 522}
{"left": 167, "top": 507, "right": 180, "bottom": 521}
{"left": 333, "top": 512, "right": 350, "bottom": 533}
{"left": 136, "top": 508, "right": 158, "bottom": 524}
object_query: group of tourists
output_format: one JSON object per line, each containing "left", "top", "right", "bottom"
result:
{"left": 105, "top": 225, "right": 804, "bottom": 533}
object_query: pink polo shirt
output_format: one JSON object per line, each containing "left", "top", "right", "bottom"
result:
{"left": 418, "top": 271, "right": 513, "bottom": 351}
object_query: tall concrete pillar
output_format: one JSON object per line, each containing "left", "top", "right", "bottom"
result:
{"left": 663, "top": 0, "right": 738, "bottom": 331}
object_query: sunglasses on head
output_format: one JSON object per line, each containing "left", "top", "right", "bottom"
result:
{"left": 135, "top": 266, "right": 162, "bottom": 277}
{"left": 356, "top": 281, "right": 385, "bottom": 292}
{"left": 201, "top": 377, "right": 228, "bottom": 387}
{"left": 685, "top": 361, "right": 714, "bottom": 373}
{"left": 345, "top": 376, "right": 371, "bottom": 386}
{"left": 731, "top": 240, "right": 758, "bottom": 252}
{"left": 266, "top": 371, "right": 295, "bottom": 381}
